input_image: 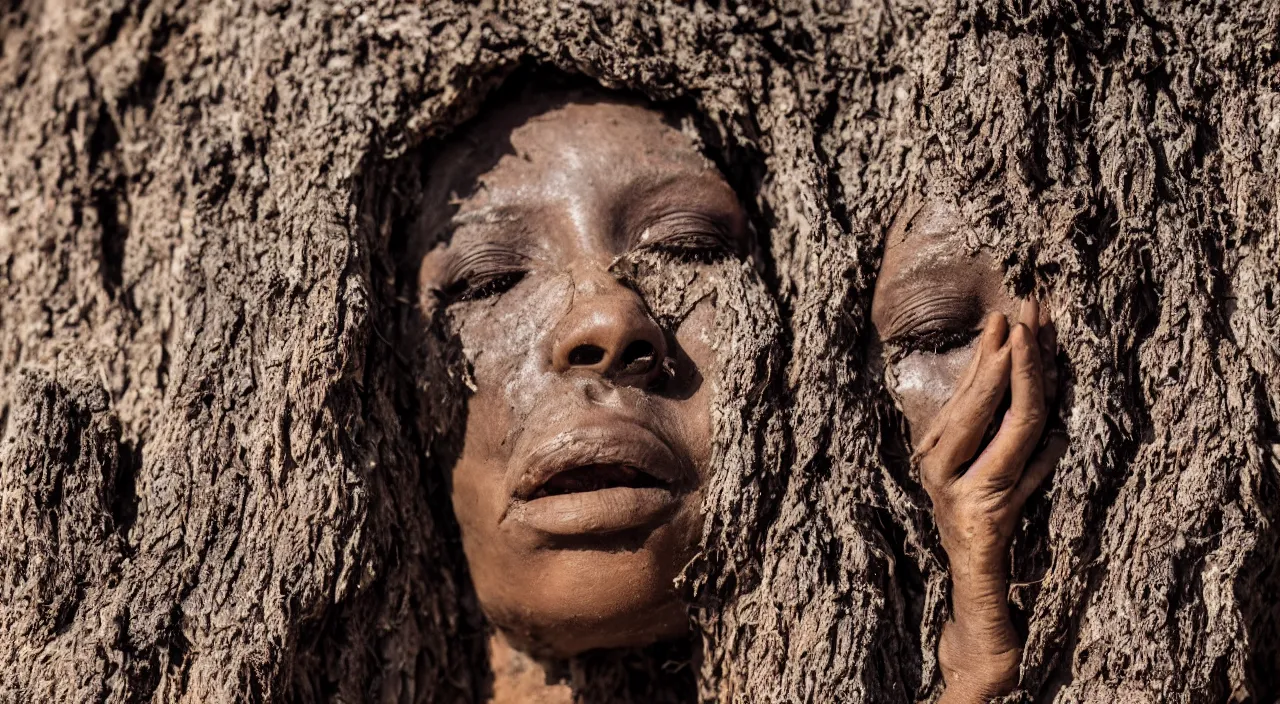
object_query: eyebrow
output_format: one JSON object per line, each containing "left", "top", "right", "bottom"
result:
{"left": 432, "top": 204, "right": 539, "bottom": 256}
{"left": 622, "top": 171, "right": 735, "bottom": 210}
{"left": 445, "top": 204, "right": 528, "bottom": 232}
{"left": 621, "top": 171, "right": 695, "bottom": 201}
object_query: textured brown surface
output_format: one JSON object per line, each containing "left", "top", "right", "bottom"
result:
{"left": 1, "top": 1, "right": 1277, "bottom": 703}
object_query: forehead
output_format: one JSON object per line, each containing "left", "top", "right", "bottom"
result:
{"left": 430, "top": 97, "right": 716, "bottom": 208}
{"left": 883, "top": 200, "right": 969, "bottom": 271}
{"left": 876, "top": 200, "right": 983, "bottom": 287}
{"left": 872, "top": 199, "right": 986, "bottom": 320}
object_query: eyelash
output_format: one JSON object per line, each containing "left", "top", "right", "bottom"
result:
{"left": 887, "top": 325, "right": 981, "bottom": 364}
{"left": 436, "top": 211, "right": 734, "bottom": 303}
{"left": 440, "top": 269, "right": 525, "bottom": 303}
{"left": 437, "top": 247, "right": 529, "bottom": 304}
{"left": 635, "top": 214, "right": 734, "bottom": 260}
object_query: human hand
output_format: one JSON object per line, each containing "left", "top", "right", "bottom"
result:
{"left": 915, "top": 299, "right": 1066, "bottom": 702}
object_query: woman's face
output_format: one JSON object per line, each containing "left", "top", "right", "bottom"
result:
{"left": 870, "top": 200, "right": 1024, "bottom": 444}
{"left": 419, "top": 95, "right": 746, "bottom": 657}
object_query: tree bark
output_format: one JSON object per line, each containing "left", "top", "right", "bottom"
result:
{"left": 1, "top": 1, "right": 1276, "bottom": 703}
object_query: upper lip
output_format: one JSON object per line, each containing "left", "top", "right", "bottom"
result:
{"left": 509, "top": 423, "right": 687, "bottom": 502}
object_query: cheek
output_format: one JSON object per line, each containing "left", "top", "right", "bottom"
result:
{"left": 675, "top": 298, "right": 718, "bottom": 368}
{"left": 672, "top": 299, "right": 717, "bottom": 474}
{"left": 449, "top": 276, "right": 574, "bottom": 516}
{"left": 888, "top": 342, "right": 977, "bottom": 445}
{"left": 456, "top": 275, "right": 574, "bottom": 431}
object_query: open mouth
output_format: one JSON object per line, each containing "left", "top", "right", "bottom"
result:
{"left": 529, "top": 463, "right": 669, "bottom": 499}
{"left": 507, "top": 426, "right": 689, "bottom": 536}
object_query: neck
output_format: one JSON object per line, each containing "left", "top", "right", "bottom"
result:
{"left": 486, "top": 632, "right": 699, "bottom": 704}
{"left": 488, "top": 632, "right": 572, "bottom": 704}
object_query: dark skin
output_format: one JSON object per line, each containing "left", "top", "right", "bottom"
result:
{"left": 871, "top": 199, "right": 1066, "bottom": 701}
{"left": 421, "top": 93, "right": 1046, "bottom": 700}
{"left": 419, "top": 93, "right": 736, "bottom": 663}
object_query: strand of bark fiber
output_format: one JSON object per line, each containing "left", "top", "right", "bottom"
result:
{"left": 1, "top": 1, "right": 1277, "bottom": 703}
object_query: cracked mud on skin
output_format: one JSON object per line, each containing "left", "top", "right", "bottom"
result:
{"left": 415, "top": 85, "right": 751, "bottom": 666}
{"left": 871, "top": 197, "right": 1066, "bottom": 702}
{"left": 872, "top": 198, "right": 1030, "bottom": 443}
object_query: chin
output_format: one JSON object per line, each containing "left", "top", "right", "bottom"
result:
{"left": 476, "top": 518, "right": 699, "bottom": 658}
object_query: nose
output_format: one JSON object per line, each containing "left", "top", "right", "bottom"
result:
{"left": 550, "top": 282, "right": 668, "bottom": 388}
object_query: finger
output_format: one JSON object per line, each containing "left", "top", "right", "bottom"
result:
{"left": 1012, "top": 433, "right": 1067, "bottom": 508}
{"left": 1019, "top": 297, "right": 1040, "bottom": 338}
{"left": 922, "top": 314, "right": 1013, "bottom": 484}
{"left": 913, "top": 312, "right": 1007, "bottom": 465}
{"left": 1007, "top": 320, "right": 1047, "bottom": 446}
{"left": 953, "top": 311, "right": 1006, "bottom": 399}
{"left": 968, "top": 322, "right": 1046, "bottom": 490}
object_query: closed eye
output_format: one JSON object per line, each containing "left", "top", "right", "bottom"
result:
{"left": 436, "top": 246, "right": 529, "bottom": 304}
{"left": 632, "top": 212, "right": 736, "bottom": 261}
{"left": 887, "top": 325, "right": 981, "bottom": 361}
{"left": 882, "top": 301, "right": 983, "bottom": 364}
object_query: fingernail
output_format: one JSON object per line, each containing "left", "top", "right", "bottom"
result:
{"left": 1024, "top": 297, "right": 1041, "bottom": 326}
{"left": 984, "top": 311, "right": 1003, "bottom": 340}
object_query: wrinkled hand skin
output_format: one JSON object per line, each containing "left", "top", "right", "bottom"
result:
{"left": 915, "top": 300, "right": 1066, "bottom": 703}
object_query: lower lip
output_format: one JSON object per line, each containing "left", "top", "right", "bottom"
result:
{"left": 507, "top": 486, "right": 680, "bottom": 536}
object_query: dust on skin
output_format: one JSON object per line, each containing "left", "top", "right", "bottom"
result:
{"left": 417, "top": 87, "right": 1055, "bottom": 702}
{"left": 417, "top": 88, "right": 741, "bottom": 699}
{"left": 871, "top": 198, "right": 1067, "bottom": 701}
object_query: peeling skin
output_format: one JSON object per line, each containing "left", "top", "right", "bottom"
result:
{"left": 416, "top": 87, "right": 750, "bottom": 681}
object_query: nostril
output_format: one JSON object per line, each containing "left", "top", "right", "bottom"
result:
{"left": 568, "top": 344, "right": 607, "bottom": 367}
{"left": 619, "top": 340, "right": 657, "bottom": 375}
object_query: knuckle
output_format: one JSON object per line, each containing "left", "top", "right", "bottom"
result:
{"left": 919, "top": 458, "right": 944, "bottom": 488}
{"left": 1017, "top": 344, "right": 1041, "bottom": 369}
{"left": 926, "top": 481, "right": 956, "bottom": 507}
